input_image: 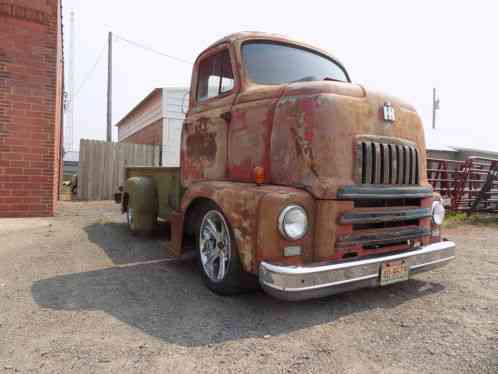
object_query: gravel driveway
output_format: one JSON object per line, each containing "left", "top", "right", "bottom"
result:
{"left": 0, "top": 201, "right": 496, "bottom": 373}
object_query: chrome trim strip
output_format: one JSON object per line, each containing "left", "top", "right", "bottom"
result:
{"left": 259, "top": 241, "right": 456, "bottom": 300}
{"left": 261, "top": 241, "right": 453, "bottom": 275}
{"left": 410, "top": 255, "right": 455, "bottom": 270}
{"left": 262, "top": 274, "right": 379, "bottom": 293}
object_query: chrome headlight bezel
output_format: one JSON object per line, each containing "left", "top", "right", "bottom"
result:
{"left": 278, "top": 205, "right": 308, "bottom": 240}
{"left": 432, "top": 200, "right": 445, "bottom": 225}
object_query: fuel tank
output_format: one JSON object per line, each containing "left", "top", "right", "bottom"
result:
{"left": 270, "top": 81, "right": 429, "bottom": 199}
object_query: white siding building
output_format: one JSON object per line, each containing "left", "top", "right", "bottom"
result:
{"left": 116, "top": 87, "right": 189, "bottom": 167}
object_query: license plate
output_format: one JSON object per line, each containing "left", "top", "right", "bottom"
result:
{"left": 380, "top": 260, "right": 409, "bottom": 286}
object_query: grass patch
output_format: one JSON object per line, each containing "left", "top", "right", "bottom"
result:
{"left": 444, "top": 211, "right": 498, "bottom": 228}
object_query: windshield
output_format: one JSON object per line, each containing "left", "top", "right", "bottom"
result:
{"left": 242, "top": 41, "right": 349, "bottom": 85}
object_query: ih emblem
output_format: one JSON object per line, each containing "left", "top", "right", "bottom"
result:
{"left": 383, "top": 102, "right": 396, "bottom": 122}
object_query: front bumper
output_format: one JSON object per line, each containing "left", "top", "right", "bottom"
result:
{"left": 259, "top": 241, "right": 456, "bottom": 301}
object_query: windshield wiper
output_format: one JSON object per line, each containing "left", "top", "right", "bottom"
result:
{"left": 323, "top": 76, "right": 343, "bottom": 82}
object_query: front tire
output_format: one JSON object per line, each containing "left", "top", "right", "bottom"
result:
{"left": 196, "top": 203, "right": 245, "bottom": 295}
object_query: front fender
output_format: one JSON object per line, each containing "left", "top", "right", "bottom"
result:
{"left": 181, "top": 181, "right": 315, "bottom": 273}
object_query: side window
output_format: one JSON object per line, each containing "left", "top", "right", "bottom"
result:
{"left": 197, "top": 49, "right": 234, "bottom": 102}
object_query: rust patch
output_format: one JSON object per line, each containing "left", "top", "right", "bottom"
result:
{"left": 271, "top": 84, "right": 430, "bottom": 199}
{"left": 228, "top": 94, "right": 278, "bottom": 183}
{"left": 186, "top": 131, "right": 217, "bottom": 162}
{"left": 178, "top": 32, "right": 433, "bottom": 269}
{"left": 181, "top": 182, "right": 315, "bottom": 272}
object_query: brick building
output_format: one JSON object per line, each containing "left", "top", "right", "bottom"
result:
{"left": 116, "top": 87, "right": 188, "bottom": 167}
{"left": 0, "top": 0, "right": 63, "bottom": 217}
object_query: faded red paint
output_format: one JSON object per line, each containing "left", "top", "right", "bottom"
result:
{"left": 169, "top": 32, "right": 437, "bottom": 272}
{"left": 227, "top": 159, "right": 253, "bottom": 181}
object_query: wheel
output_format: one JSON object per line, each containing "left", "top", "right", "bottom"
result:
{"left": 126, "top": 207, "right": 138, "bottom": 235}
{"left": 196, "top": 203, "right": 245, "bottom": 295}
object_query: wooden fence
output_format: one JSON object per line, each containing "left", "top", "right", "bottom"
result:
{"left": 78, "top": 139, "right": 160, "bottom": 200}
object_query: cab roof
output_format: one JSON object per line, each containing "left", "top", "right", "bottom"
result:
{"left": 199, "top": 31, "right": 346, "bottom": 71}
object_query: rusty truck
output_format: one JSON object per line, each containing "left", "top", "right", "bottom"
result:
{"left": 115, "top": 32, "right": 455, "bottom": 300}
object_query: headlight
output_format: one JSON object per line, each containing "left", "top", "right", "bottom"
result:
{"left": 278, "top": 205, "right": 308, "bottom": 240}
{"left": 432, "top": 200, "right": 445, "bottom": 225}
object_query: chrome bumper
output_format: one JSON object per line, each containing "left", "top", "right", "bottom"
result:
{"left": 259, "top": 241, "right": 456, "bottom": 301}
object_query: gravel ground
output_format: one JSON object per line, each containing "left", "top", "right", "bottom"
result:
{"left": 0, "top": 201, "right": 496, "bottom": 374}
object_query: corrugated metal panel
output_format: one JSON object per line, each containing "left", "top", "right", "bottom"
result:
{"left": 162, "top": 118, "right": 183, "bottom": 167}
{"left": 161, "top": 88, "right": 188, "bottom": 166}
{"left": 165, "top": 87, "right": 189, "bottom": 120}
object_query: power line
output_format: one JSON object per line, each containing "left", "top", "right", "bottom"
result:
{"left": 113, "top": 33, "right": 193, "bottom": 65}
{"left": 73, "top": 33, "right": 191, "bottom": 101}
{"left": 73, "top": 42, "right": 107, "bottom": 99}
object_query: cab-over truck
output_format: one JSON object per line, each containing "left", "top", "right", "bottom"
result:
{"left": 116, "top": 32, "right": 455, "bottom": 300}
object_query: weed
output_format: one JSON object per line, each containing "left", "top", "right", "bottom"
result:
{"left": 444, "top": 211, "right": 498, "bottom": 228}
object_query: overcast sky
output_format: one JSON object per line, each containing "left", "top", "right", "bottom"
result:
{"left": 63, "top": 0, "right": 497, "bottom": 153}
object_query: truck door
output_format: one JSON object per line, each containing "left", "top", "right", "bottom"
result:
{"left": 227, "top": 87, "right": 283, "bottom": 183}
{"left": 181, "top": 45, "right": 238, "bottom": 187}
{"left": 227, "top": 42, "right": 285, "bottom": 183}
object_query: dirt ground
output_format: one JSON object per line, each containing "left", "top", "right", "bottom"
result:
{"left": 0, "top": 201, "right": 496, "bottom": 374}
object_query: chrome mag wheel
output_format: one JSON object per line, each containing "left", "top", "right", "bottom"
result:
{"left": 199, "top": 210, "right": 231, "bottom": 282}
{"left": 127, "top": 207, "right": 135, "bottom": 230}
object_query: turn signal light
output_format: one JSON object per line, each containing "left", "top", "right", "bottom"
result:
{"left": 254, "top": 166, "right": 265, "bottom": 185}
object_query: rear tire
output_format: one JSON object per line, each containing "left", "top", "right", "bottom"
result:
{"left": 195, "top": 202, "right": 245, "bottom": 295}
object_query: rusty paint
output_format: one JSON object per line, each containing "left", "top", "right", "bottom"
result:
{"left": 185, "top": 120, "right": 217, "bottom": 162}
{"left": 181, "top": 182, "right": 271, "bottom": 272}
{"left": 256, "top": 190, "right": 315, "bottom": 266}
{"left": 271, "top": 85, "right": 430, "bottom": 199}
{"left": 168, "top": 32, "right": 437, "bottom": 271}
{"left": 313, "top": 200, "right": 353, "bottom": 261}
{"left": 165, "top": 211, "right": 184, "bottom": 257}
{"left": 180, "top": 182, "right": 315, "bottom": 273}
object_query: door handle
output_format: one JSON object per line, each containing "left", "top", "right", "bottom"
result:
{"left": 219, "top": 111, "right": 232, "bottom": 123}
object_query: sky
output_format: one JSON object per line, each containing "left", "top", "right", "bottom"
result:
{"left": 62, "top": 0, "right": 498, "bottom": 153}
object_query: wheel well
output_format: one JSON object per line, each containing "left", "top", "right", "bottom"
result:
{"left": 183, "top": 197, "right": 214, "bottom": 237}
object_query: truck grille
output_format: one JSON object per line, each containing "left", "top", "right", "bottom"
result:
{"left": 357, "top": 140, "right": 419, "bottom": 185}
{"left": 335, "top": 186, "right": 433, "bottom": 258}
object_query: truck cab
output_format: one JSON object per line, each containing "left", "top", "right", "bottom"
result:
{"left": 121, "top": 32, "right": 455, "bottom": 300}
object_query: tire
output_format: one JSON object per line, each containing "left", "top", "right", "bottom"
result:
{"left": 195, "top": 202, "right": 246, "bottom": 295}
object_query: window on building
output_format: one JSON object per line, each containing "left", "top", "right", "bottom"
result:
{"left": 197, "top": 49, "right": 234, "bottom": 102}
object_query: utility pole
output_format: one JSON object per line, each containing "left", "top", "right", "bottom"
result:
{"left": 106, "top": 31, "right": 113, "bottom": 142}
{"left": 432, "top": 87, "right": 440, "bottom": 130}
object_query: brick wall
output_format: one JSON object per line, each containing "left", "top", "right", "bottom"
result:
{"left": 0, "top": 0, "right": 63, "bottom": 217}
{"left": 121, "top": 119, "right": 163, "bottom": 145}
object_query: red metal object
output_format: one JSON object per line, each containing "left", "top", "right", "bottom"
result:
{"left": 428, "top": 157, "right": 498, "bottom": 212}
{"left": 452, "top": 158, "right": 474, "bottom": 210}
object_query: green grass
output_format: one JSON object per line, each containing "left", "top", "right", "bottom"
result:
{"left": 444, "top": 211, "right": 498, "bottom": 228}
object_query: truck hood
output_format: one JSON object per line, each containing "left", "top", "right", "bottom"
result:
{"left": 270, "top": 81, "right": 429, "bottom": 199}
